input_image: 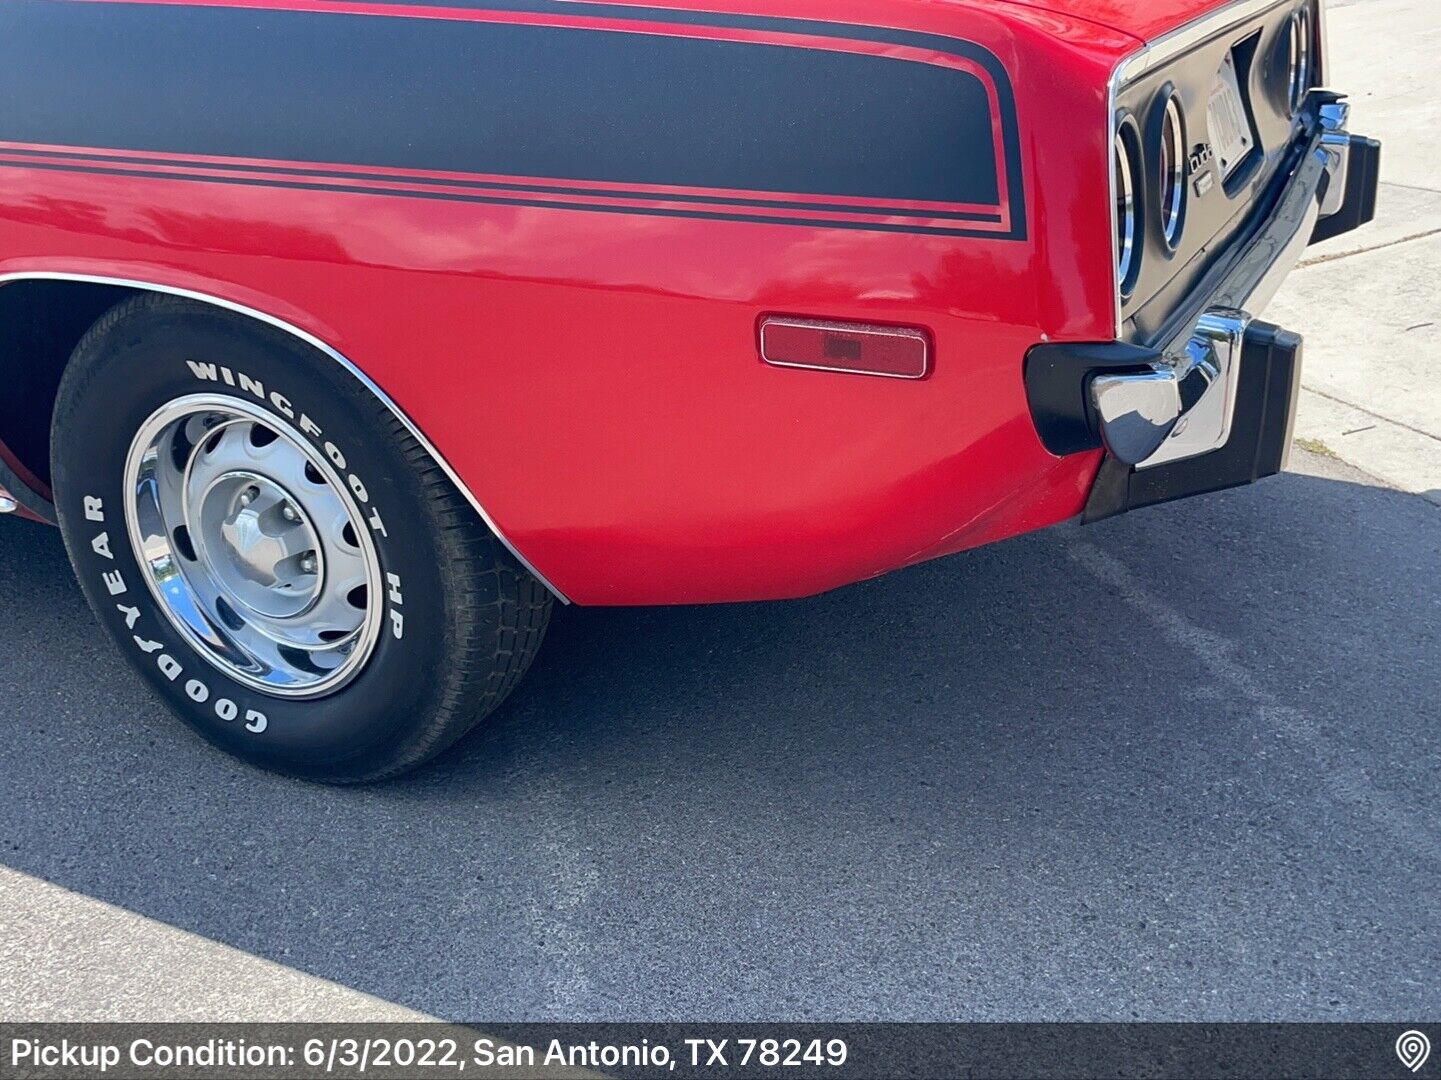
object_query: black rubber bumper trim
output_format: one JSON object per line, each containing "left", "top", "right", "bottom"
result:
{"left": 1082, "top": 320, "right": 1303, "bottom": 523}
{"left": 1311, "top": 134, "right": 1382, "bottom": 246}
{"left": 1023, "top": 340, "right": 1161, "bottom": 456}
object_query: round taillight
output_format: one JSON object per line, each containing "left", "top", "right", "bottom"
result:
{"left": 1288, "top": 8, "right": 1312, "bottom": 114}
{"left": 1114, "top": 129, "right": 1141, "bottom": 293}
{"left": 1159, "top": 95, "right": 1186, "bottom": 249}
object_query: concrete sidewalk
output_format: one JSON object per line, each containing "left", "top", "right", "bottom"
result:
{"left": 0, "top": 867, "right": 428, "bottom": 1021}
{"left": 1268, "top": 0, "right": 1441, "bottom": 504}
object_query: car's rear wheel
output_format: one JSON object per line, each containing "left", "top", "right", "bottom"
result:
{"left": 51, "top": 293, "right": 552, "bottom": 782}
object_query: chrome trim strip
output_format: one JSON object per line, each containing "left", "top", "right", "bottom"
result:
{"left": 1107, "top": 71, "right": 1124, "bottom": 338}
{"left": 0, "top": 271, "right": 571, "bottom": 603}
{"left": 1116, "top": 0, "right": 1294, "bottom": 85}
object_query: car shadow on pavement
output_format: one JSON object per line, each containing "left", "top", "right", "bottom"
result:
{"left": 1, "top": 459, "right": 1438, "bottom": 1021}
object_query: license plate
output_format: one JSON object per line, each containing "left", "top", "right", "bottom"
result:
{"left": 1208, "top": 52, "right": 1254, "bottom": 179}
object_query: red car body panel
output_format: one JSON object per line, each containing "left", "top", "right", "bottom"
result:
{"left": 0, "top": 0, "right": 1148, "bottom": 604}
{"left": 994, "top": 0, "right": 1223, "bottom": 43}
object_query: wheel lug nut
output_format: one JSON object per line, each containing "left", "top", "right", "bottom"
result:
{"left": 238, "top": 491, "right": 254, "bottom": 508}
{"left": 281, "top": 505, "right": 299, "bottom": 523}
{"left": 300, "top": 554, "right": 318, "bottom": 574}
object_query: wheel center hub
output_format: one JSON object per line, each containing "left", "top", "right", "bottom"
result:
{"left": 193, "top": 471, "right": 323, "bottom": 620}
{"left": 219, "top": 504, "right": 290, "bottom": 588}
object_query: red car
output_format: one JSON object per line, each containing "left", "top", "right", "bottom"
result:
{"left": 0, "top": 0, "right": 1378, "bottom": 780}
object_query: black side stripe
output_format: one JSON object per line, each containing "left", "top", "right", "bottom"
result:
{"left": 0, "top": 0, "right": 1027, "bottom": 239}
{"left": 329, "top": 0, "right": 1030, "bottom": 237}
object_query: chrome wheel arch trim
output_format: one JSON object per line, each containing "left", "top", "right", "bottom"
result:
{"left": 0, "top": 270, "right": 570, "bottom": 603}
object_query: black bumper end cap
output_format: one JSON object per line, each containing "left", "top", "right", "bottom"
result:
{"left": 1083, "top": 320, "right": 1303, "bottom": 524}
{"left": 1023, "top": 340, "right": 1161, "bottom": 457}
{"left": 1311, "top": 135, "right": 1382, "bottom": 246}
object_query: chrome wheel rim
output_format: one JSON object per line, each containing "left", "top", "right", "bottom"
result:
{"left": 123, "top": 393, "right": 384, "bottom": 697}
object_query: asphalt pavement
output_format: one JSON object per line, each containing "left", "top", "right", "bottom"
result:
{"left": 2, "top": 0, "right": 1439, "bottom": 1025}
{"left": 1, "top": 446, "right": 1437, "bottom": 1020}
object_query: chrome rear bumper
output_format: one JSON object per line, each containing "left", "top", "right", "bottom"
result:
{"left": 1089, "top": 98, "right": 1369, "bottom": 468}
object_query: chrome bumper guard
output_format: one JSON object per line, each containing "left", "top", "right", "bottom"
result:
{"left": 1090, "top": 98, "right": 1364, "bottom": 468}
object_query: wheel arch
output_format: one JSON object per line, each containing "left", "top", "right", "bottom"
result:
{"left": 0, "top": 271, "right": 568, "bottom": 602}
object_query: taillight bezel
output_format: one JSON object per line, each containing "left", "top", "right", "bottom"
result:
{"left": 1287, "top": 6, "right": 1313, "bottom": 115}
{"left": 1158, "top": 92, "right": 1188, "bottom": 251}
{"left": 1113, "top": 117, "right": 1145, "bottom": 297}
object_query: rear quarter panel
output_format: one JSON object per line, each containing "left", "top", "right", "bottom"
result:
{"left": 0, "top": 0, "right": 1135, "bottom": 603}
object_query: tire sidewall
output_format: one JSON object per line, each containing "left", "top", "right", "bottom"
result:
{"left": 53, "top": 300, "right": 452, "bottom": 778}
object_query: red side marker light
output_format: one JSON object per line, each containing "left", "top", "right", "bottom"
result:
{"left": 759, "top": 318, "right": 930, "bottom": 380}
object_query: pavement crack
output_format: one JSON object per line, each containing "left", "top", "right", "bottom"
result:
{"left": 1376, "top": 179, "right": 1441, "bottom": 197}
{"left": 1291, "top": 434, "right": 1423, "bottom": 501}
{"left": 1298, "top": 224, "right": 1441, "bottom": 267}
{"left": 1300, "top": 384, "right": 1441, "bottom": 445}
